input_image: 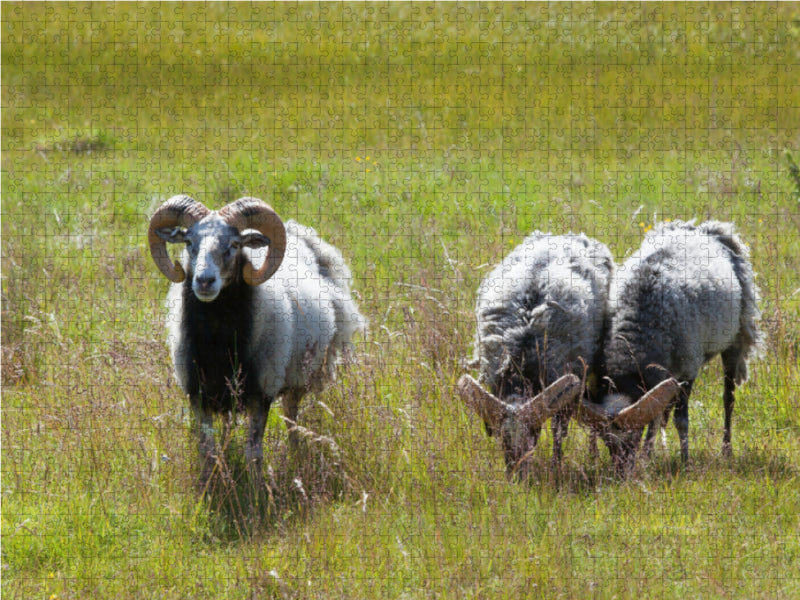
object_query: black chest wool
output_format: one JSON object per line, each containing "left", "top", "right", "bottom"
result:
{"left": 179, "top": 280, "right": 260, "bottom": 412}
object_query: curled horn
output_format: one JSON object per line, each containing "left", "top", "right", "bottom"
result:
{"left": 219, "top": 197, "right": 287, "bottom": 286}
{"left": 457, "top": 373, "right": 582, "bottom": 431}
{"left": 457, "top": 374, "right": 509, "bottom": 432}
{"left": 516, "top": 374, "right": 582, "bottom": 429}
{"left": 612, "top": 378, "right": 681, "bottom": 430}
{"left": 577, "top": 377, "right": 681, "bottom": 430}
{"left": 148, "top": 195, "right": 210, "bottom": 282}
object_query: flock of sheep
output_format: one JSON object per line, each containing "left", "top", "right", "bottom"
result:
{"left": 148, "top": 195, "right": 762, "bottom": 483}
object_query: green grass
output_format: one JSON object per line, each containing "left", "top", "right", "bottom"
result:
{"left": 3, "top": 2, "right": 800, "bottom": 598}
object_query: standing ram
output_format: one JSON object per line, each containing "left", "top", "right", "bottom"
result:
{"left": 577, "top": 220, "right": 762, "bottom": 468}
{"left": 148, "top": 195, "right": 365, "bottom": 482}
{"left": 457, "top": 231, "right": 633, "bottom": 477}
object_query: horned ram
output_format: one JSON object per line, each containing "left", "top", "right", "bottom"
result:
{"left": 148, "top": 195, "right": 365, "bottom": 481}
{"left": 457, "top": 231, "right": 620, "bottom": 476}
{"left": 577, "top": 220, "right": 762, "bottom": 468}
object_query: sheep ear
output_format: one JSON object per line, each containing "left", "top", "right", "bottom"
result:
{"left": 516, "top": 374, "right": 581, "bottom": 429}
{"left": 457, "top": 374, "right": 509, "bottom": 434}
{"left": 155, "top": 227, "right": 187, "bottom": 244}
{"left": 611, "top": 378, "right": 681, "bottom": 430}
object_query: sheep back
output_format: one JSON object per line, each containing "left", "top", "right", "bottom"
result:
{"left": 605, "top": 220, "right": 762, "bottom": 389}
{"left": 474, "top": 232, "right": 614, "bottom": 399}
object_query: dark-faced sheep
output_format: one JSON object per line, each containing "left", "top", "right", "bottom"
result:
{"left": 577, "top": 220, "right": 762, "bottom": 468}
{"left": 457, "top": 232, "right": 616, "bottom": 477}
{"left": 149, "top": 195, "right": 365, "bottom": 482}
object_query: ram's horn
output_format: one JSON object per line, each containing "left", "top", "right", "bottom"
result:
{"left": 458, "top": 373, "right": 582, "bottom": 432}
{"left": 220, "top": 197, "right": 287, "bottom": 286}
{"left": 148, "top": 195, "right": 210, "bottom": 282}
{"left": 516, "top": 374, "right": 582, "bottom": 429}
{"left": 578, "top": 377, "right": 681, "bottom": 430}
{"left": 612, "top": 378, "right": 681, "bottom": 430}
{"left": 457, "top": 374, "right": 510, "bottom": 431}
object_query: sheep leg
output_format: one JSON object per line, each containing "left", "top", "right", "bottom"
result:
{"left": 246, "top": 404, "right": 268, "bottom": 487}
{"left": 550, "top": 407, "right": 572, "bottom": 467}
{"left": 191, "top": 400, "right": 218, "bottom": 484}
{"left": 721, "top": 377, "right": 736, "bottom": 458}
{"left": 282, "top": 389, "right": 304, "bottom": 449}
{"left": 674, "top": 380, "right": 693, "bottom": 463}
{"left": 588, "top": 428, "right": 599, "bottom": 458}
{"left": 721, "top": 348, "right": 741, "bottom": 458}
{"left": 641, "top": 413, "right": 663, "bottom": 458}
{"left": 220, "top": 411, "right": 232, "bottom": 451}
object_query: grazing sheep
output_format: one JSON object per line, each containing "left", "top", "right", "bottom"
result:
{"left": 148, "top": 195, "right": 365, "bottom": 482}
{"left": 578, "top": 220, "right": 762, "bottom": 467}
{"left": 457, "top": 232, "right": 615, "bottom": 476}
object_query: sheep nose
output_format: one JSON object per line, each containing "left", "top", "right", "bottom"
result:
{"left": 195, "top": 274, "right": 217, "bottom": 290}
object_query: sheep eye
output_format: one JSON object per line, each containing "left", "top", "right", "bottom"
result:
{"left": 230, "top": 241, "right": 241, "bottom": 251}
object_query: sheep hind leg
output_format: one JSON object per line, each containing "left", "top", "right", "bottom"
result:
{"left": 674, "top": 380, "right": 693, "bottom": 464}
{"left": 721, "top": 348, "right": 742, "bottom": 458}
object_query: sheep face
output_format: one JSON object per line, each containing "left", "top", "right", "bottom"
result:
{"left": 156, "top": 215, "right": 269, "bottom": 302}
{"left": 496, "top": 408, "right": 543, "bottom": 476}
{"left": 593, "top": 393, "right": 645, "bottom": 464}
{"left": 149, "top": 195, "right": 287, "bottom": 298}
{"left": 576, "top": 378, "right": 681, "bottom": 469}
{"left": 458, "top": 374, "right": 582, "bottom": 478}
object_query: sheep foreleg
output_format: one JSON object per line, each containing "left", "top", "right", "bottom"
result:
{"left": 641, "top": 413, "right": 663, "bottom": 458}
{"left": 246, "top": 405, "right": 268, "bottom": 487}
{"left": 282, "top": 389, "right": 305, "bottom": 450}
{"left": 192, "top": 402, "right": 217, "bottom": 485}
{"left": 674, "top": 381, "right": 693, "bottom": 463}
{"left": 550, "top": 408, "right": 571, "bottom": 467}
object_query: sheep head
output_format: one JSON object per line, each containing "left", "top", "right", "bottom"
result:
{"left": 149, "top": 196, "right": 287, "bottom": 301}
{"left": 576, "top": 377, "right": 681, "bottom": 464}
{"left": 457, "top": 373, "right": 582, "bottom": 476}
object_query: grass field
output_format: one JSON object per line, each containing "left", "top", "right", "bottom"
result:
{"left": 3, "top": 3, "right": 800, "bottom": 598}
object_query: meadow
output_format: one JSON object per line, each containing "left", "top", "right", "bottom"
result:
{"left": 2, "top": 3, "right": 800, "bottom": 598}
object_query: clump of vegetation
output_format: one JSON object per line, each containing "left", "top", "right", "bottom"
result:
{"left": 34, "top": 130, "right": 113, "bottom": 155}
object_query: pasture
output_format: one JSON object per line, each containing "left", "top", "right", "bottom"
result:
{"left": 2, "top": 3, "right": 799, "bottom": 598}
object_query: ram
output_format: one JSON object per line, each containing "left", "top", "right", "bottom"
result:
{"left": 149, "top": 195, "right": 365, "bottom": 482}
{"left": 457, "top": 232, "right": 615, "bottom": 476}
{"left": 578, "top": 220, "right": 762, "bottom": 468}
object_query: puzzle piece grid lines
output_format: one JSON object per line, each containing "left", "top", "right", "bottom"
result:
{"left": 2, "top": 3, "right": 799, "bottom": 599}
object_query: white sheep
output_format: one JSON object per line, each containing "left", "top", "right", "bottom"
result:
{"left": 148, "top": 195, "right": 366, "bottom": 482}
{"left": 577, "top": 220, "right": 762, "bottom": 467}
{"left": 457, "top": 232, "right": 615, "bottom": 476}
